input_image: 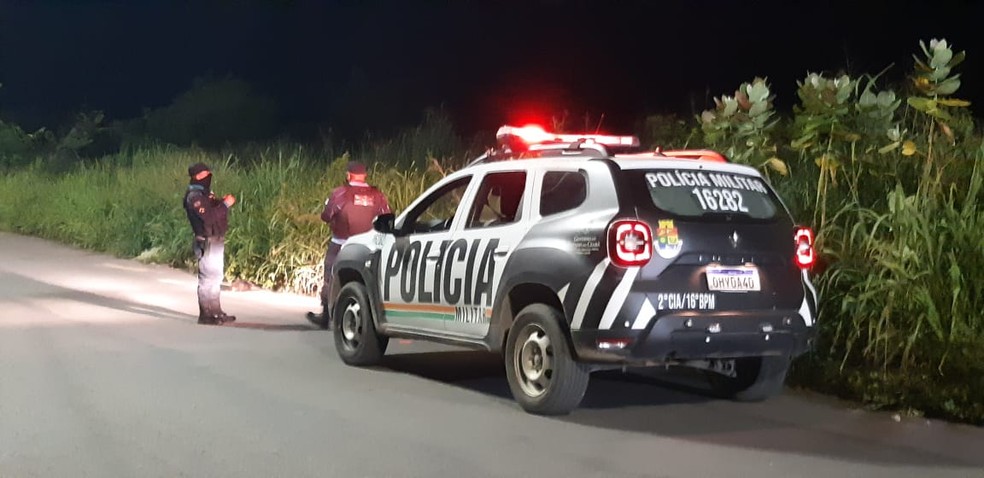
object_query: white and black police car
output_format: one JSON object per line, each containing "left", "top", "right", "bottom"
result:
{"left": 326, "top": 124, "right": 819, "bottom": 415}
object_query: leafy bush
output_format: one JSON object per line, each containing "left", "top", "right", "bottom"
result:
{"left": 351, "top": 107, "right": 467, "bottom": 170}
{"left": 0, "top": 120, "right": 36, "bottom": 169}
{"left": 140, "top": 75, "right": 280, "bottom": 148}
{"left": 711, "top": 38, "right": 984, "bottom": 424}
{"left": 698, "top": 77, "right": 789, "bottom": 180}
{"left": 638, "top": 113, "right": 697, "bottom": 150}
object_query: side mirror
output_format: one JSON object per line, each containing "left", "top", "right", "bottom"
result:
{"left": 373, "top": 213, "right": 396, "bottom": 234}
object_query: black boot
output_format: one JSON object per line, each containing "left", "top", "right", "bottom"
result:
{"left": 306, "top": 305, "right": 331, "bottom": 329}
{"left": 216, "top": 312, "right": 237, "bottom": 324}
{"left": 306, "top": 311, "right": 326, "bottom": 327}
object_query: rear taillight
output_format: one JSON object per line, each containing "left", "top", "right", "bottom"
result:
{"left": 794, "top": 227, "right": 815, "bottom": 269}
{"left": 608, "top": 220, "right": 652, "bottom": 267}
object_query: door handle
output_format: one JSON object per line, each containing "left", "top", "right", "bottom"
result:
{"left": 494, "top": 247, "right": 509, "bottom": 256}
{"left": 426, "top": 255, "right": 441, "bottom": 261}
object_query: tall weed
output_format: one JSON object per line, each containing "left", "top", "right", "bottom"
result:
{"left": 0, "top": 145, "right": 443, "bottom": 295}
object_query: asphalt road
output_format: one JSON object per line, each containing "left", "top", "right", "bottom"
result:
{"left": 1, "top": 232, "right": 983, "bottom": 478}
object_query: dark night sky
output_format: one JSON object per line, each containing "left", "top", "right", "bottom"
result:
{"left": 1, "top": 0, "right": 982, "bottom": 139}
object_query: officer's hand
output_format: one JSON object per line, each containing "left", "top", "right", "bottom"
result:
{"left": 223, "top": 194, "right": 236, "bottom": 207}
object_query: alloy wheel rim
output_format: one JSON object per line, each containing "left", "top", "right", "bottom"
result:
{"left": 515, "top": 324, "right": 553, "bottom": 398}
{"left": 341, "top": 300, "right": 362, "bottom": 349}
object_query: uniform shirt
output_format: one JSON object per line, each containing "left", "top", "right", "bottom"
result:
{"left": 184, "top": 185, "right": 229, "bottom": 238}
{"left": 321, "top": 181, "right": 391, "bottom": 244}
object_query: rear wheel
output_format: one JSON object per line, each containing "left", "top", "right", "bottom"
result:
{"left": 333, "top": 282, "right": 388, "bottom": 366}
{"left": 504, "top": 304, "right": 590, "bottom": 415}
{"left": 707, "top": 355, "right": 791, "bottom": 402}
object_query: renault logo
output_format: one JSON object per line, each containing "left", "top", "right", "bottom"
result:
{"left": 729, "top": 231, "right": 740, "bottom": 248}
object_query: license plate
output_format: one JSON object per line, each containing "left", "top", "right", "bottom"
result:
{"left": 706, "top": 266, "right": 761, "bottom": 292}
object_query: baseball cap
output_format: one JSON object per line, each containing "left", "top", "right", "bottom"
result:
{"left": 188, "top": 162, "right": 211, "bottom": 177}
{"left": 347, "top": 161, "right": 367, "bottom": 175}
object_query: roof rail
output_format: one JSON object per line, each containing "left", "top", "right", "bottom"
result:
{"left": 467, "top": 141, "right": 609, "bottom": 167}
{"left": 658, "top": 149, "right": 729, "bottom": 163}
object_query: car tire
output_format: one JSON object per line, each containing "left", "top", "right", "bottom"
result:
{"left": 333, "top": 282, "right": 388, "bottom": 366}
{"left": 504, "top": 304, "right": 590, "bottom": 415}
{"left": 707, "top": 355, "right": 791, "bottom": 402}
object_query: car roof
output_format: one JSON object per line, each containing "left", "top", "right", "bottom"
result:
{"left": 469, "top": 124, "right": 765, "bottom": 179}
{"left": 454, "top": 153, "right": 765, "bottom": 179}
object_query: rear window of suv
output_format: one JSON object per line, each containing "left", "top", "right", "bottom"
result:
{"left": 628, "top": 168, "right": 782, "bottom": 220}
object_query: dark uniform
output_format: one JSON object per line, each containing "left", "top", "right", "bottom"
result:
{"left": 308, "top": 161, "right": 391, "bottom": 327}
{"left": 183, "top": 163, "right": 237, "bottom": 325}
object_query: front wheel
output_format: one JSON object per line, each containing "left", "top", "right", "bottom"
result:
{"left": 333, "top": 282, "right": 388, "bottom": 366}
{"left": 504, "top": 304, "right": 590, "bottom": 415}
{"left": 706, "top": 355, "right": 791, "bottom": 402}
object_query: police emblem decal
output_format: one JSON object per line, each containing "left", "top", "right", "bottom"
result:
{"left": 655, "top": 219, "right": 683, "bottom": 259}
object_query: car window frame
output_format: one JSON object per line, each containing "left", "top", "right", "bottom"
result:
{"left": 538, "top": 168, "right": 589, "bottom": 217}
{"left": 463, "top": 170, "right": 530, "bottom": 230}
{"left": 396, "top": 175, "right": 475, "bottom": 235}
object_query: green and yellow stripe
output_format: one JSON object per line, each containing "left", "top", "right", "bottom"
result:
{"left": 383, "top": 302, "right": 493, "bottom": 321}
{"left": 383, "top": 302, "right": 457, "bottom": 321}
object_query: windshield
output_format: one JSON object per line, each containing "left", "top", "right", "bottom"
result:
{"left": 627, "top": 168, "right": 783, "bottom": 221}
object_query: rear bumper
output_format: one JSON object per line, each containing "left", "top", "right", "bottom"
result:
{"left": 572, "top": 311, "right": 815, "bottom": 365}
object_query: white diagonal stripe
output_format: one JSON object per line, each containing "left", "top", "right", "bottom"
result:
{"left": 631, "top": 297, "right": 656, "bottom": 330}
{"left": 571, "top": 259, "right": 610, "bottom": 330}
{"left": 598, "top": 267, "right": 640, "bottom": 330}
{"left": 801, "top": 270, "right": 817, "bottom": 327}
{"left": 558, "top": 283, "right": 570, "bottom": 302}
{"left": 798, "top": 297, "right": 813, "bottom": 327}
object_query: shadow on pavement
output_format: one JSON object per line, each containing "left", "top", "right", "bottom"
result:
{"left": 224, "top": 322, "right": 319, "bottom": 331}
{"left": 0, "top": 272, "right": 196, "bottom": 323}
{"left": 378, "top": 349, "right": 983, "bottom": 468}
{"left": 380, "top": 351, "right": 713, "bottom": 408}
{"left": 1, "top": 272, "right": 320, "bottom": 331}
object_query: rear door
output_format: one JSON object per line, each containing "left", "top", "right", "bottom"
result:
{"left": 621, "top": 164, "right": 803, "bottom": 316}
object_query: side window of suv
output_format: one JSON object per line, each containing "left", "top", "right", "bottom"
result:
{"left": 403, "top": 176, "right": 471, "bottom": 233}
{"left": 465, "top": 171, "right": 527, "bottom": 229}
{"left": 540, "top": 170, "right": 587, "bottom": 216}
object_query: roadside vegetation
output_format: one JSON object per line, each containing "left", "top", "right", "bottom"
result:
{"left": 1, "top": 39, "right": 981, "bottom": 425}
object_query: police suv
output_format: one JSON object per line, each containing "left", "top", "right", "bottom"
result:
{"left": 327, "top": 125, "right": 819, "bottom": 415}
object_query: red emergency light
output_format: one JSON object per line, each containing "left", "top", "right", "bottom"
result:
{"left": 496, "top": 125, "right": 641, "bottom": 148}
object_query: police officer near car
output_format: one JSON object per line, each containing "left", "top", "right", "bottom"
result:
{"left": 307, "top": 161, "right": 391, "bottom": 328}
{"left": 183, "top": 162, "right": 237, "bottom": 325}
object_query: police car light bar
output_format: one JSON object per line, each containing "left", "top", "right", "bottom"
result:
{"left": 497, "top": 125, "right": 640, "bottom": 148}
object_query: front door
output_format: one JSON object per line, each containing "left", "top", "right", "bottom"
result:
{"left": 444, "top": 170, "right": 531, "bottom": 338}
{"left": 377, "top": 175, "right": 473, "bottom": 334}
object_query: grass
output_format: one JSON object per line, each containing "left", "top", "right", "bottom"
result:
{"left": 785, "top": 147, "right": 984, "bottom": 425}
{"left": 0, "top": 144, "right": 449, "bottom": 294}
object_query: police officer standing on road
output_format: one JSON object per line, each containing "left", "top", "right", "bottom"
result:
{"left": 307, "top": 161, "right": 391, "bottom": 328}
{"left": 184, "top": 163, "right": 237, "bottom": 325}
